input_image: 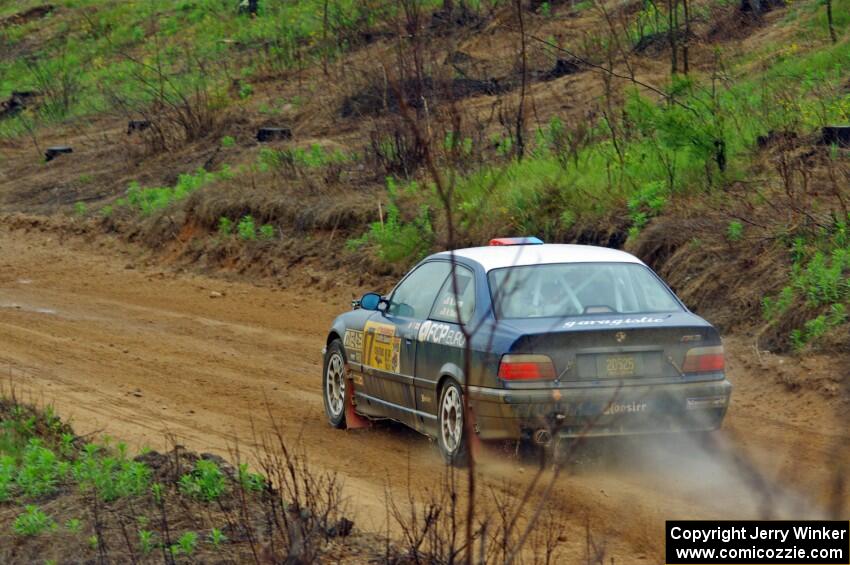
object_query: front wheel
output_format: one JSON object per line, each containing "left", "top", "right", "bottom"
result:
{"left": 323, "top": 340, "right": 347, "bottom": 429}
{"left": 437, "top": 380, "right": 470, "bottom": 466}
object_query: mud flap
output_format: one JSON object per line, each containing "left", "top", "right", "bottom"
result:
{"left": 344, "top": 374, "right": 371, "bottom": 430}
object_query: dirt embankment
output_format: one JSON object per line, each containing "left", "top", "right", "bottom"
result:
{"left": 0, "top": 223, "right": 847, "bottom": 562}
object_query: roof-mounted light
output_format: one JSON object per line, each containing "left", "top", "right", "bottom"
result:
{"left": 489, "top": 236, "right": 544, "bottom": 246}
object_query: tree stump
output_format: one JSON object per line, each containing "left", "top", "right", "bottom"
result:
{"left": 45, "top": 146, "right": 73, "bottom": 162}
{"left": 127, "top": 120, "right": 151, "bottom": 135}
{"left": 256, "top": 127, "right": 292, "bottom": 142}
{"left": 820, "top": 126, "right": 850, "bottom": 148}
{"left": 539, "top": 59, "right": 582, "bottom": 81}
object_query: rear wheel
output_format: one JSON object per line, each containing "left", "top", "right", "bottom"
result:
{"left": 323, "top": 340, "right": 347, "bottom": 429}
{"left": 437, "top": 380, "right": 469, "bottom": 466}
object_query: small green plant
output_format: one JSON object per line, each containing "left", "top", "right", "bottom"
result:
{"left": 560, "top": 209, "right": 576, "bottom": 231}
{"left": 74, "top": 202, "right": 88, "bottom": 217}
{"left": 238, "top": 82, "right": 254, "bottom": 99}
{"left": 88, "top": 535, "right": 99, "bottom": 550}
{"left": 72, "top": 443, "right": 151, "bottom": 502}
{"left": 238, "top": 463, "right": 265, "bottom": 492}
{"left": 218, "top": 217, "right": 233, "bottom": 236}
{"left": 65, "top": 518, "right": 82, "bottom": 533}
{"left": 13, "top": 505, "right": 56, "bottom": 536}
{"left": 492, "top": 134, "right": 513, "bottom": 157}
{"left": 348, "top": 178, "right": 434, "bottom": 264}
{"left": 627, "top": 181, "right": 668, "bottom": 235}
{"left": 208, "top": 527, "right": 228, "bottom": 549}
{"left": 150, "top": 483, "right": 164, "bottom": 505}
{"left": 221, "top": 135, "right": 236, "bottom": 148}
{"left": 258, "top": 224, "right": 275, "bottom": 240}
{"left": 100, "top": 205, "right": 113, "bottom": 218}
{"left": 139, "top": 529, "right": 157, "bottom": 555}
{"left": 0, "top": 456, "right": 14, "bottom": 502}
{"left": 727, "top": 221, "right": 744, "bottom": 242}
{"left": 171, "top": 531, "right": 198, "bottom": 557}
{"left": 16, "top": 439, "right": 68, "bottom": 498}
{"left": 237, "top": 215, "right": 257, "bottom": 241}
{"left": 763, "top": 286, "right": 795, "bottom": 321}
{"left": 179, "top": 459, "right": 228, "bottom": 502}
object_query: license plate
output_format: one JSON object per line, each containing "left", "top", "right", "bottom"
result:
{"left": 606, "top": 355, "right": 636, "bottom": 377}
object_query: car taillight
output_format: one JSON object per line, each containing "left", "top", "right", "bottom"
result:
{"left": 498, "top": 354, "right": 556, "bottom": 380}
{"left": 682, "top": 346, "right": 725, "bottom": 373}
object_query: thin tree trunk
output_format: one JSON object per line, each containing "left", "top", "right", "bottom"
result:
{"left": 322, "top": 0, "right": 329, "bottom": 76}
{"left": 682, "top": 0, "right": 690, "bottom": 74}
{"left": 515, "top": 0, "right": 528, "bottom": 160}
{"left": 668, "top": 0, "right": 678, "bottom": 75}
{"left": 827, "top": 0, "right": 837, "bottom": 43}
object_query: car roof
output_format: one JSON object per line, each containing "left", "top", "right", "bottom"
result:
{"left": 431, "top": 244, "right": 644, "bottom": 272}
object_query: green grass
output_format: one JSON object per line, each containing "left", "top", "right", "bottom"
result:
{"left": 764, "top": 215, "right": 850, "bottom": 348}
{"left": 256, "top": 144, "right": 355, "bottom": 173}
{"left": 0, "top": 0, "right": 464, "bottom": 139}
{"left": 116, "top": 166, "right": 229, "bottom": 215}
{"left": 0, "top": 397, "right": 266, "bottom": 510}
{"left": 217, "top": 214, "right": 276, "bottom": 242}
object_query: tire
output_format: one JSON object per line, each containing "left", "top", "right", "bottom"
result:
{"left": 437, "top": 380, "right": 470, "bottom": 466}
{"left": 323, "top": 340, "right": 347, "bottom": 429}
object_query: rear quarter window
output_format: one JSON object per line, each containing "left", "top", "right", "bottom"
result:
{"left": 430, "top": 266, "right": 475, "bottom": 325}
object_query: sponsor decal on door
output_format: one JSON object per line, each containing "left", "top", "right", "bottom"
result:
{"left": 363, "top": 321, "right": 401, "bottom": 373}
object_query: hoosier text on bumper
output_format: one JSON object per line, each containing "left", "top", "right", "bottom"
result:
{"left": 669, "top": 525, "right": 847, "bottom": 544}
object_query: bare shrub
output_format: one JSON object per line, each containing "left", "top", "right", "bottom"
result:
{"left": 253, "top": 416, "right": 348, "bottom": 563}
{"left": 369, "top": 118, "right": 428, "bottom": 178}
{"left": 386, "top": 468, "right": 570, "bottom": 565}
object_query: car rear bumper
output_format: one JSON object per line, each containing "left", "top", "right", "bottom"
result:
{"left": 467, "top": 379, "right": 732, "bottom": 441}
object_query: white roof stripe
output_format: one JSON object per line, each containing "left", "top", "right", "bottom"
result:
{"left": 432, "top": 244, "right": 643, "bottom": 272}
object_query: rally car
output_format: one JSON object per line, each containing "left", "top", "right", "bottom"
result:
{"left": 322, "top": 238, "right": 731, "bottom": 465}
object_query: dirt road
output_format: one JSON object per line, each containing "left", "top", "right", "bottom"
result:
{"left": 0, "top": 224, "right": 846, "bottom": 562}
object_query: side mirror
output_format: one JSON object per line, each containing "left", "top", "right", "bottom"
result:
{"left": 356, "top": 292, "right": 383, "bottom": 311}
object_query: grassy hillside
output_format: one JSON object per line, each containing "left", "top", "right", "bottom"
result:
{"left": 0, "top": 0, "right": 848, "bottom": 350}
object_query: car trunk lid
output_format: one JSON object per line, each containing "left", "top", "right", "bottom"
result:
{"left": 500, "top": 312, "right": 721, "bottom": 385}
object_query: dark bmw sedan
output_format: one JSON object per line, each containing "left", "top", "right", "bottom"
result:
{"left": 322, "top": 238, "right": 731, "bottom": 465}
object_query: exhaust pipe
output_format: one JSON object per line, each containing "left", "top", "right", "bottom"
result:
{"left": 532, "top": 428, "right": 552, "bottom": 446}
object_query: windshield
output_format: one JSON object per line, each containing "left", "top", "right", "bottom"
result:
{"left": 488, "top": 262, "right": 683, "bottom": 319}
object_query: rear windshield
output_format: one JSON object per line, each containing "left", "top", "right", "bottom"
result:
{"left": 488, "top": 262, "right": 683, "bottom": 319}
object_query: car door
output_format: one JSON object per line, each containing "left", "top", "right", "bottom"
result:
{"left": 415, "top": 264, "right": 477, "bottom": 418}
{"left": 362, "top": 261, "right": 451, "bottom": 427}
